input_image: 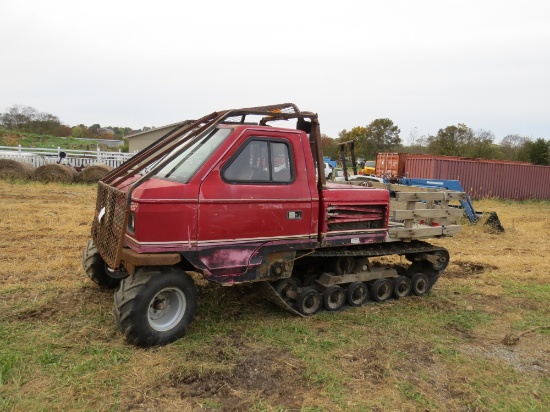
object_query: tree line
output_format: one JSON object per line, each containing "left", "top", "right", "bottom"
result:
{"left": 2, "top": 104, "right": 548, "bottom": 165}
{"left": 323, "top": 118, "right": 550, "bottom": 166}
{"left": 0, "top": 104, "right": 151, "bottom": 141}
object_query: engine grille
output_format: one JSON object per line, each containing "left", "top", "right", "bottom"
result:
{"left": 327, "top": 204, "right": 386, "bottom": 232}
{"left": 91, "top": 181, "right": 128, "bottom": 269}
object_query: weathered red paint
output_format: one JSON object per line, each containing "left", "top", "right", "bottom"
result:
{"left": 124, "top": 124, "right": 391, "bottom": 283}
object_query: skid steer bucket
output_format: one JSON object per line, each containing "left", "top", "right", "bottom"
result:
{"left": 484, "top": 211, "right": 505, "bottom": 232}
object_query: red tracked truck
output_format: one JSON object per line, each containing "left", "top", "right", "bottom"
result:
{"left": 82, "top": 103, "right": 463, "bottom": 347}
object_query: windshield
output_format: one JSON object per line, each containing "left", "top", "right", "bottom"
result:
{"left": 154, "top": 127, "right": 232, "bottom": 182}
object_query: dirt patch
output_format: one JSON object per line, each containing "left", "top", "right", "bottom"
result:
{"left": 161, "top": 347, "right": 307, "bottom": 411}
{"left": 462, "top": 336, "right": 550, "bottom": 376}
{"left": 445, "top": 260, "right": 499, "bottom": 278}
{"left": 14, "top": 286, "right": 112, "bottom": 322}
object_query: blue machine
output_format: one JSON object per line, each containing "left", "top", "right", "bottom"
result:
{"left": 323, "top": 156, "right": 337, "bottom": 168}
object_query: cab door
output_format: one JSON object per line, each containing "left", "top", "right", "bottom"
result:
{"left": 196, "top": 129, "right": 317, "bottom": 279}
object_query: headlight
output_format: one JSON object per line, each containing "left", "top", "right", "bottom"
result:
{"left": 127, "top": 211, "right": 135, "bottom": 234}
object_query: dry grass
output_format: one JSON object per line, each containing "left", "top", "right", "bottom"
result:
{"left": 0, "top": 181, "right": 549, "bottom": 411}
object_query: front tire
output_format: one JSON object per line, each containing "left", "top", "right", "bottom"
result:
{"left": 114, "top": 266, "right": 197, "bottom": 347}
{"left": 82, "top": 239, "right": 124, "bottom": 289}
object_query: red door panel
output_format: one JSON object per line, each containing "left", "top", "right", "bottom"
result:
{"left": 197, "top": 130, "right": 317, "bottom": 276}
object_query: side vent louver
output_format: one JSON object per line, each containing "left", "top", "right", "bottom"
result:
{"left": 327, "top": 204, "right": 386, "bottom": 232}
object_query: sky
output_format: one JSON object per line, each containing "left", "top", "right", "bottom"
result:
{"left": 1, "top": 0, "right": 549, "bottom": 143}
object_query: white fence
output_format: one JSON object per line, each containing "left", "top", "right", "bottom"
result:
{"left": 0, "top": 145, "right": 136, "bottom": 170}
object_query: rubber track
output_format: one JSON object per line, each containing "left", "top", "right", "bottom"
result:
{"left": 257, "top": 240, "right": 448, "bottom": 317}
{"left": 302, "top": 240, "right": 447, "bottom": 259}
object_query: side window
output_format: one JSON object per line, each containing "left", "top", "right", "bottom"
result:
{"left": 223, "top": 139, "right": 293, "bottom": 184}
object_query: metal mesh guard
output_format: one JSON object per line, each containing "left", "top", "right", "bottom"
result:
{"left": 91, "top": 182, "right": 128, "bottom": 268}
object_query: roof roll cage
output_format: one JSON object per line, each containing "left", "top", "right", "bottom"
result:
{"left": 100, "top": 103, "right": 325, "bottom": 204}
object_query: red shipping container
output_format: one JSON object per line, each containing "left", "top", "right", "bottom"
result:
{"left": 405, "top": 155, "right": 550, "bottom": 200}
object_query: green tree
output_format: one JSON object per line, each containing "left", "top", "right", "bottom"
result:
{"left": 338, "top": 126, "right": 366, "bottom": 151}
{"left": 363, "top": 118, "right": 401, "bottom": 158}
{"left": 337, "top": 119, "right": 401, "bottom": 160}
{"left": 427, "top": 124, "right": 473, "bottom": 156}
{"left": 71, "top": 125, "right": 94, "bottom": 139}
{"left": 525, "top": 138, "right": 550, "bottom": 165}
{"left": 89, "top": 123, "right": 102, "bottom": 134}
{"left": 0, "top": 104, "right": 65, "bottom": 136}
{"left": 321, "top": 134, "right": 339, "bottom": 159}
{"left": 466, "top": 130, "right": 502, "bottom": 159}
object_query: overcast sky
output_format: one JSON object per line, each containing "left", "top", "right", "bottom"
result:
{"left": 2, "top": 0, "right": 549, "bottom": 143}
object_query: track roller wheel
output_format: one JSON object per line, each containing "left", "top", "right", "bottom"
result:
{"left": 370, "top": 278, "right": 393, "bottom": 302}
{"left": 430, "top": 250, "right": 449, "bottom": 271}
{"left": 322, "top": 285, "right": 346, "bottom": 311}
{"left": 393, "top": 276, "right": 412, "bottom": 299}
{"left": 333, "top": 256, "right": 354, "bottom": 275}
{"left": 346, "top": 282, "right": 369, "bottom": 307}
{"left": 275, "top": 278, "right": 299, "bottom": 304}
{"left": 296, "top": 289, "right": 322, "bottom": 316}
{"left": 411, "top": 273, "right": 430, "bottom": 296}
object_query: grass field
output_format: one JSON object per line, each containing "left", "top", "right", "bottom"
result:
{"left": 0, "top": 180, "right": 549, "bottom": 411}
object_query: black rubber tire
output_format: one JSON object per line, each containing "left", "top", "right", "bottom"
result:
{"left": 346, "top": 282, "right": 369, "bottom": 307}
{"left": 430, "top": 250, "right": 449, "bottom": 271}
{"left": 322, "top": 285, "right": 346, "bottom": 311}
{"left": 296, "top": 288, "right": 321, "bottom": 316}
{"left": 333, "top": 256, "right": 355, "bottom": 275}
{"left": 370, "top": 278, "right": 393, "bottom": 302}
{"left": 393, "top": 276, "right": 412, "bottom": 299}
{"left": 411, "top": 273, "right": 430, "bottom": 297}
{"left": 275, "top": 278, "right": 299, "bottom": 304}
{"left": 301, "top": 273, "right": 319, "bottom": 287}
{"left": 82, "top": 239, "right": 124, "bottom": 289}
{"left": 114, "top": 266, "right": 197, "bottom": 347}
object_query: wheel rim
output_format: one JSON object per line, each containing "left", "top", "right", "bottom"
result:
{"left": 275, "top": 278, "right": 298, "bottom": 303}
{"left": 411, "top": 273, "right": 429, "bottom": 296}
{"left": 298, "top": 290, "right": 321, "bottom": 315}
{"left": 148, "top": 287, "right": 187, "bottom": 332}
{"left": 394, "top": 277, "right": 412, "bottom": 298}
{"left": 104, "top": 263, "right": 128, "bottom": 280}
{"left": 373, "top": 280, "right": 392, "bottom": 301}
{"left": 347, "top": 282, "right": 368, "bottom": 306}
{"left": 323, "top": 286, "right": 345, "bottom": 311}
{"left": 431, "top": 251, "right": 448, "bottom": 271}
